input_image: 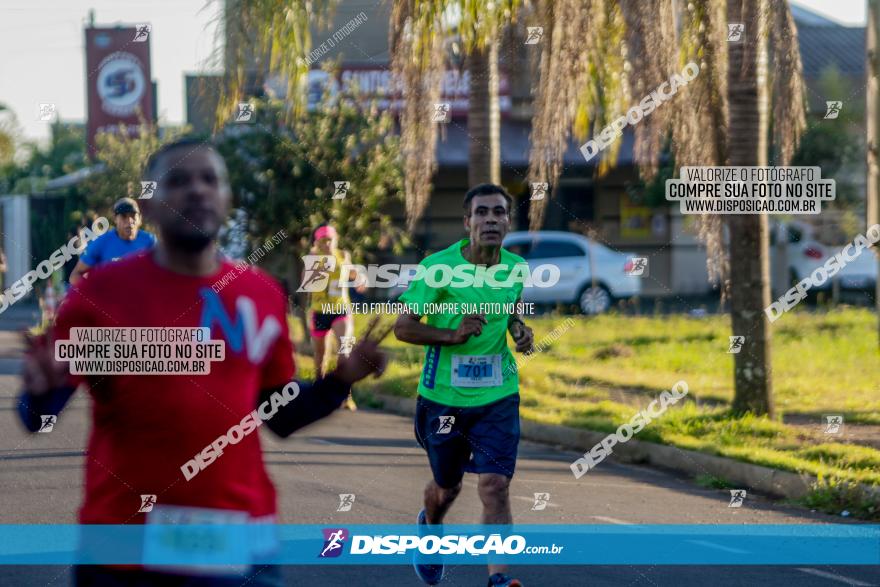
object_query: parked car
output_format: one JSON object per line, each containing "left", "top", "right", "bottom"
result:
{"left": 771, "top": 220, "right": 877, "bottom": 292}
{"left": 502, "top": 231, "right": 641, "bottom": 314}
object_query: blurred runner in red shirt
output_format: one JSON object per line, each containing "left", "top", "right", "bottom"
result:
{"left": 18, "top": 137, "right": 387, "bottom": 587}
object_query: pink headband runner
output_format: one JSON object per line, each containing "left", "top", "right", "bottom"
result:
{"left": 314, "top": 226, "right": 337, "bottom": 240}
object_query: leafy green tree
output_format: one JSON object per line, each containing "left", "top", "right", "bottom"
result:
{"left": 81, "top": 123, "right": 182, "bottom": 216}
{"left": 0, "top": 120, "right": 88, "bottom": 195}
{"left": 0, "top": 103, "right": 18, "bottom": 171}
{"left": 218, "top": 0, "right": 521, "bottom": 230}
{"left": 0, "top": 117, "right": 90, "bottom": 266}
{"left": 214, "top": 87, "right": 407, "bottom": 267}
{"left": 22, "top": 122, "right": 88, "bottom": 183}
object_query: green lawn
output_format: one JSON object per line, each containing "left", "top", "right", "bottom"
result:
{"left": 291, "top": 307, "right": 880, "bottom": 516}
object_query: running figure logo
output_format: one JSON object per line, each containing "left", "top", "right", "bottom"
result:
{"left": 332, "top": 181, "right": 350, "bottom": 200}
{"left": 140, "top": 181, "right": 156, "bottom": 200}
{"left": 138, "top": 494, "right": 157, "bottom": 513}
{"left": 625, "top": 257, "right": 648, "bottom": 276}
{"left": 336, "top": 493, "right": 355, "bottom": 512}
{"left": 319, "top": 528, "right": 349, "bottom": 558}
{"left": 530, "top": 182, "right": 548, "bottom": 201}
{"left": 727, "top": 23, "right": 744, "bottom": 41}
{"left": 728, "top": 336, "right": 745, "bottom": 354}
{"left": 38, "top": 103, "right": 57, "bottom": 122}
{"left": 133, "top": 24, "right": 151, "bottom": 42}
{"left": 338, "top": 336, "right": 355, "bottom": 356}
{"left": 525, "top": 27, "right": 544, "bottom": 45}
{"left": 235, "top": 103, "right": 254, "bottom": 123}
{"left": 824, "top": 101, "right": 843, "bottom": 119}
{"left": 297, "top": 255, "right": 337, "bottom": 293}
{"left": 728, "top": 490, "right": 746, "bottom": 508}
{"left": 37, "top": 415, "right": 56, "bottom": 433}
{"left": 436, "top": 416, "right": 455, "bottom": 434}
{"left": 823, "top": 414, "right": 844, "bottom": 434}
{"left": 432, "top": 103, "right": 451, "bottom": 123}
{"left": 531, "top": 492, "right": 550, "bottom": 511}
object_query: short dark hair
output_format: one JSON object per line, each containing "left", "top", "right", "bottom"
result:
{"left": 144, "top": 137, "right": 216, "bottom": 179}
{"left": 463, "top": 183, "right": 513, "bottom": 215}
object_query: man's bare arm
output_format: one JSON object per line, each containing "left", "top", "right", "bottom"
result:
{"left": 393, "top": 312, "right": 486, "bottom": 346}
{"left": 69, "top": 260, "right": 92, "bottom": 285}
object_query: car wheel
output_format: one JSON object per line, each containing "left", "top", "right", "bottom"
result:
{"left": 579, "top": 285, "right": 611, "bottom": 315}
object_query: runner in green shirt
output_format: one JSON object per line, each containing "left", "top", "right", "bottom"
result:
{"left": 394, "top": 183, "right": 534, "bottom": 587}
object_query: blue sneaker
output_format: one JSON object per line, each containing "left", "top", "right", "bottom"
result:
{"left": 413, "top": 509, "right": 444, "bottom": 585}
{"left": 487, "top": 573, "right": 522, "bottom": 587}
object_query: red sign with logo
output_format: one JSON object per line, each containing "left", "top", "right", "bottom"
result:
{"left": 85, "top": 26, "right": 153, "bottom": 157}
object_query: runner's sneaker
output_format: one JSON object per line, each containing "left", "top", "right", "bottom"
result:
{"left": 413, "top": 509, "right": 444, "bottom": 585}
{"left": 343, "top": 395, "right": 358, "bottom": 411}
{"left": 487, "top": 573, "right": 523, "bottom": 587}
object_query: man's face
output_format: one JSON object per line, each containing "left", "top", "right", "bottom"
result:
{"left": 115, "top": 212, "right": 140, "bottom": 241}
{"left": 464, "top": 193, "right": 510, "bottom": 247}
{"left": 142, "top": 147, "right": 230, "bottom": 252}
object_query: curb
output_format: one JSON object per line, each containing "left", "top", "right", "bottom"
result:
{"left": 357, "top": 391, "right": 876, "bottom": 503}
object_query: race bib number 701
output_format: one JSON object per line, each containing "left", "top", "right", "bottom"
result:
{"left": 450, "top": 354, "right": 503, "bottom": 388}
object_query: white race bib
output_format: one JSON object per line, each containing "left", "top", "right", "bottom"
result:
{"left": 450, "top": 354, "right": 503, "bottom": 387}
{"left": 143, "top": 505, "right": 257, "bottom": 576}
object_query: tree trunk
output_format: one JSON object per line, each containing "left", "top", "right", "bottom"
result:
{"left": 867, "top": 0, "right": 880, "bottom": 346}
{"left": 467, "top": 40, "right": 501, "bottom": 186}
{"left": 727, "top": 0, "right": 774, "bottom": 416}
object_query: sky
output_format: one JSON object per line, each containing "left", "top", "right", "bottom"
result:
{"left": 0, "top": 0, "right": 869, "bottom": 145}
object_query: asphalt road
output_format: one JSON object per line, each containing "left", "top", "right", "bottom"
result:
{"left": 0, "top": 315, "right": 877, "bottom": 586}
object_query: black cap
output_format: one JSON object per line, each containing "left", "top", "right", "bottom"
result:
{"left": 113, "top": 198, "right": 140, "bottom": 216}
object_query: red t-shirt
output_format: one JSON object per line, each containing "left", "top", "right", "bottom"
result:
{"left": 53, "top": 251, "right": 295, "bottom": 524}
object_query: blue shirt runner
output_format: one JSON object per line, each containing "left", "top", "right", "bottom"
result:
{"left": 80, "top": 230, "right": 156, "bottom": 267}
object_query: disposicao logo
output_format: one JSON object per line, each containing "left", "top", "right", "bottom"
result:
{"left": 319, "top": 528, "right": 349, "bottom": 558}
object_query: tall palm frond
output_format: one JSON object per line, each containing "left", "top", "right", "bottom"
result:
{"left": 390, "top": 0, "right": 520, "bottom": 229}
{"left": 215, "top": 0, "right": 337, "bottom": 126}
{"left": 675, "top": 0, "right": 730, "bottom": 286}
{"left": 769, "top": 0, "right": 807, "bottom": 165}
{"left": 527, "top": 0, "right": 628, "bottom": 229}
{"left": 619, "top": 0, "right": 676, "bottom": 179}
{"left": 390, "top": 0, "right": 446, "bottom": 230}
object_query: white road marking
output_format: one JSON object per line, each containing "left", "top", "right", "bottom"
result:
{"left": 796, "top": 568, "right": 876, "bottom": 586}
{"left": 591, "top": 515, "right": 634, "bottom": 525}
{"left": 685, "top": 539, "right": 749, "bottom": 555}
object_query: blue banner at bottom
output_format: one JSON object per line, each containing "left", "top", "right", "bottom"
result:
{"left": 0, "top": 525, "right": 877, "bottom": 566}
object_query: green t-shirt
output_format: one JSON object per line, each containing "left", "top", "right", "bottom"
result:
{"left": 398, "top": 239, "right": 528, "bottom": 407}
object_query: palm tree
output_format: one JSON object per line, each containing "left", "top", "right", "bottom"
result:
{"left": 218, "top": 1, "right": 519, "bottom": 229}
{"left": 527, "top": 0, "right": 806, "bottom": 416}
{"left": 216, "top": 0, "right": 338, "bottom": 123}
{"left": 390, "top": 0, "right": 520, "bottom": 227}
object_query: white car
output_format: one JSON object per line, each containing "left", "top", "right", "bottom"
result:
{"left": 503, "top": 231, "right": 641, "bottom": 314}
{"left": 771, "top": 221, "right": 877, "bottom": 292}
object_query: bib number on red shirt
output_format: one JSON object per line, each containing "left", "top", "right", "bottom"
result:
{"left": 143, "top": 505, "right": 252, "bottom": 575}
